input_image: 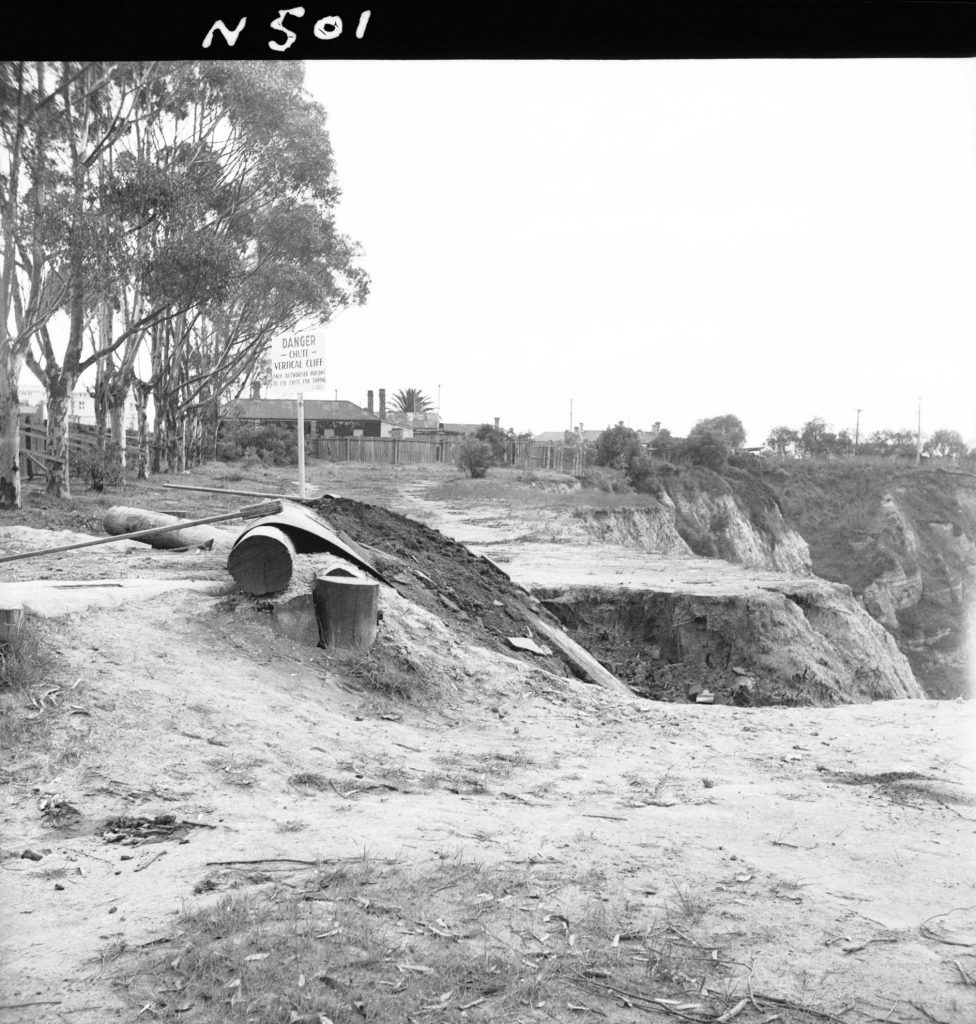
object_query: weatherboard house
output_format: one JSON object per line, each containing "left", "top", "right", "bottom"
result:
{"left": 223, "top": 393, "right": 412, "bottom": 439}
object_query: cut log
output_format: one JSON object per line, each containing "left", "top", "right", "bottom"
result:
{"left": 528, "top": 614, "right": 632, "bottom": 696}
{"left": 227, "top": 526, "right": 297, "bottom": 595}
{"left": 269, "top": 555, "right": 363, "bottom": 644}
{"left": 313, "top": 575, "right": 380, "bottom": 651}
{"left": 0, "top": 606, "right": 25, "bottom": 646}
{"left": 103, "top": 507, "right": 219, "bottom": 551}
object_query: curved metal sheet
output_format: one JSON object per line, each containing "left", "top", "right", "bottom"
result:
{"left": 230, "top": 501, "right": 390, "bottom": 585}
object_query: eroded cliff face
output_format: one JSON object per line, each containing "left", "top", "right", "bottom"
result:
{"left": 539, "top": 579, "right": 923, "bottom": 707}
{"left": 772, "top": 466, "right": 976, "bottom": 699}
{"left": 573, "top": 467, "right": 812, "bottom": 576}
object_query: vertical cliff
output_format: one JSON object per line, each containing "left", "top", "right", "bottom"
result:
{"left": 769, "top": 464, "right": 976, "bottom": 698}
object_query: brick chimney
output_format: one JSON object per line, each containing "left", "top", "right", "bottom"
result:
{"left": 494, "top": 417, "right": 500, "bottom": 430}
{"left": 367, "top": 390, "right": 374, "bottom": 414}
{"left": 250, "top": 381, "right": 261, "bottom": 400}
{"left": 379, "top": 388, "right": 386, "bottom": 420}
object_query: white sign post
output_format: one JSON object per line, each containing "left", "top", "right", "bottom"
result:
{"left": 269, "top": 329, "right": 327, "bottom": 499}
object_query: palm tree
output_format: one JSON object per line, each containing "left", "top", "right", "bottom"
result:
{"left": 391, "top": 388, "right": 434, "bottom": 413}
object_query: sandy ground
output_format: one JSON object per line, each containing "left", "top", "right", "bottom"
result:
{"left": 1, "top": 466, "right": 975, "bottom": 1023}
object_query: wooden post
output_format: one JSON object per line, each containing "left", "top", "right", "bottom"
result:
{"left": 313, "top": 575, "right": 379, "bottom": 651}
{"left": 296, "top": 393, "right": 306, "bottom": 499}
{"left": 0, "top": 607, "right": 25, "bottom": 646}
{"left": 227, "top": 525, "right": 298, "bottom": 595}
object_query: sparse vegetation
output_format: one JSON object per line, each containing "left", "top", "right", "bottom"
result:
{"left": 346, "top": 636, "right": 435, "bottom": 699}
{"left": 217, "top": 422, "right": 298, "bottom": 465}
{"left": 0, "top": 612, "right": 55, "bottom": 694}
{"left": 456, "top": 438, "right": 493, "bottom": 478}
{"left": 121, "top": 854, "right": 737, "bottom": 1024}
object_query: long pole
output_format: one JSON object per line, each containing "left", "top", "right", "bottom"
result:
{"left": 570, "top": 398, "right": 573, "bottom": 433}
{"left": 0, "top": 501, "right": 282, "bottom": 565}
{"left": 916, "top": 396, "right": 922, "bottom": 465}
{"left": 297, "top": 392, "right": 306, "bottom": 499}
{"left": 855, "top": 408, "right": 862, "bottom": 454}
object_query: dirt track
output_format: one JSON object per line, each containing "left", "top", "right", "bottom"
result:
{"left": 1, "top": 464, "right": 975, "bottom": 1023}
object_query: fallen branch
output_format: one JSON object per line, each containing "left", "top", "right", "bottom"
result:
{"left": 751, "top": 992, "right": 851, "bottom": 1023}
{"left": 714, "top": 998, "right": 748, "bottom": 1023}
{"left": 936, "top": 800, "right": 976, "bottom": 822}
{"left": 0, "top": 1000, "right": 62, "bottom": 1009}
{"left": 134, "top": 850, "right": 167, "bottom": 872}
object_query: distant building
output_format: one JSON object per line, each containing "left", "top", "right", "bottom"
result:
{"left": 534, "top": 423, "right": 662, "bottom": 447}
{"left": 17, "top": 384, "right": 140, "bottom": 431}
{"left": 224, "top": 395, "right": 412, "bottom": 439}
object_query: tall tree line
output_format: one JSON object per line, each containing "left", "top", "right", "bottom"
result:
{"left": 0, "top": 60, "right": 368, "bottom": 508}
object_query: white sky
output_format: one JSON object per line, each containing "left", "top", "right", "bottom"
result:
{"left": 294, "top": 58, "right": 976, "bottom": 445}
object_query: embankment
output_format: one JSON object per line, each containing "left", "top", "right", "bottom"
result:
{"left": 769, "top": 464, "right": 976, "bottom": 698}
{"left": 538, "top": 576, "right": 922, "bottom": 707}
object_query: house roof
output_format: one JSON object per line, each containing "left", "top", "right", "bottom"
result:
{"left": 439, "top": 423, "right": 485, "bottom": 436}
{"left": 225, "top": 399, "right": 381, "bottom": 421}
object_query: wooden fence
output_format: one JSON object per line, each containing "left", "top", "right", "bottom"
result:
{"left": 527, "top": 443, "right": 595, "bottom": 475}
{"left": 307, "top": 437, "right": 462, "bottom": 465}
{"left": 18, "top": 417, "right": 142, "bottom": 478}
{"left": 306, "top": 437, "right": 560, "bottom": 469}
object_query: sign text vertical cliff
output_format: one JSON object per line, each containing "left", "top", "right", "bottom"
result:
{"left": 269, "top": 329, "right": 328, "bottom": 498}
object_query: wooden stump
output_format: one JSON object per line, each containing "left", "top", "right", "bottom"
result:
{"left": 313, "top": 574, "right": 379, "bottom": 651}
{"left": 0, "top": 606, "right": 25, "bottom": 646}
{"left": 227, "top": 526, "right": 297, "bottom": 596}
{"left": 104, "top": 507, "right": 219, "bottom": 551}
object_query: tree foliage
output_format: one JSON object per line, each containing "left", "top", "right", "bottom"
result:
{"left": 690, "top": 414, "right": 746, "bottom": 450}
{"left": 595, "top": 422, "right": 642, "bottom": 470}
{"left": 0, "top": 60, "right": 369, "bottom": 503}
{"left": 391, "top": 388, "right": 434, "bottom": 414}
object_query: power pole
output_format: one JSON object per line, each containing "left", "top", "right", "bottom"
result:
{"left": 916, "top": 397, "right": 922, "bottom": 465}
{"left": 855, "top": 408, "right": 862, "bottom": 455}
{"left": 569, "top": 398, "right": 573, "bottom": 433}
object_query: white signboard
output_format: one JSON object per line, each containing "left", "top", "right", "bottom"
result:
{"left": 269, "top": 329, "right": 327, "bottom": 390}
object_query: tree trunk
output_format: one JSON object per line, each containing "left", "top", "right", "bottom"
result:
{"left": 45, "top": 377, "right": 73, "bottom": 498}
{"left": 133, "top": 381, "right": 151, "bottom": 480}
{"left": 151, "top": 390, "right": 165, "bottom": 474}
{"left": 108, "top": 396, "right": 126, "bottom": 469}
{"left": 103, "top": 505, "right": 219, "bottom": 550}
{"left": 0, "top": 345, "right": 25, "bottom": 508}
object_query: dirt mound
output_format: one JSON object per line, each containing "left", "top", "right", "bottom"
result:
{"left": 306, "top": 496, "right": 572, "bottom": 678}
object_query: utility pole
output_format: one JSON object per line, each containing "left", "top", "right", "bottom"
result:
{"left": 437, "top": 384, "right": 441, "bottom": 426}
{"left": 855, "top": 408, "right": 862, "bottom": 455}
{"left": 570, "top": 398, "right": 573, "bottom": 433}
{"left": 916, "top": 396, "right": 922, "bottom": 465}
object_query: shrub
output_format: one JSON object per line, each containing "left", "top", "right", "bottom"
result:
{"left": 217, "top": 421, "right": 297, "bottom": 465}
{"left": 579, "top": 465, "right": 632, "bottom": 494}
{"left": 456, "top": 438, "right": 492, "bottom": 478}
{"left": 595, "top": 423, "right": 642, "bottom": 470}
{"left": 683, "top": 430, "right": 730, "bottom": 471}
{"left": 71, "top": 443, "right": 126, "bottom": 492}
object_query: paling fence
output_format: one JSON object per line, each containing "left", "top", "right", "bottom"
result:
{"left": 527, "top": 443, "right": 596, "bottom": 475}
{"left": 307, "top": 437, "right": 462, "bottom": 465}
{"left": 307, "top": 438, "right": 545, "bottom": 468}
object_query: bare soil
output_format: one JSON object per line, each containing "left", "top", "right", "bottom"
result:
{"left": 1, "top": 463, "right": 974, "bottom": 1024}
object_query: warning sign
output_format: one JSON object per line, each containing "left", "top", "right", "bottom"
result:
{"left": 269, "top": 329, "right": 327, "bottom": 390}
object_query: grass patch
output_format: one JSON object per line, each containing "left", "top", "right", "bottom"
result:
{"left": 120, "top": 854, "right": 740, "bottom": 1023}
{"left": 424, "top": 470, "right": 661, "bottom": 511}
{"left": 345, "top": 636, "right": 437, "bottom": 701}
{"left": 0, "top": 614, "right": 87, "bottom": 783}
{"left": 1, "top": 611, "right": 56, "bottom": 693}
